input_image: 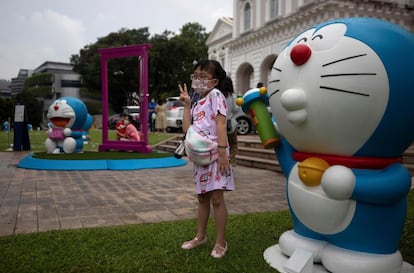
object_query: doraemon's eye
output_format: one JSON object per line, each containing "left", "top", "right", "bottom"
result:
{"left": 289, "top": 28, "right": 315, "bottom": 46}
{"left": 308, "top": 23, "right": 347, "bottom": 51}
{"left": 312, "top": 34, "right": 323, "bottom": 40}
{"left": 285, "top": 28, "right": 315, "bottom": 57}
{"left": 297, "top": 37, "right": 308, "bottom": 43}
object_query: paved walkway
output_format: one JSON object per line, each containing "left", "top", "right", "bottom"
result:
{"left": 0, "top": 151, "right": 288, "bottom": 237}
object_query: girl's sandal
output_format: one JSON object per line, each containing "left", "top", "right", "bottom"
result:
{"left": 181, "top": 236, "right": 207, "bottom": 250}
{"left": 211, "top": 242, "right": 228, "bottom": 258}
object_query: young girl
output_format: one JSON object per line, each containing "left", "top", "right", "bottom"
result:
{"left": 178, "top": 60, "right": 235, "bottom": 258}
{"left": 119, "top": 115, "right": 141, "bottom": 142}
{"left": 221, "top": 76, "right": 239, "bottom": 167}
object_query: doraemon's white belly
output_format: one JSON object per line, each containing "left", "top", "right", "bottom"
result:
{"left": 288, "top": 163, "right": 356, "bottom": 234}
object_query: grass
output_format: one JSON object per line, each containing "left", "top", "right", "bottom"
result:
{"left": 0, "top": 129, "right": 173, "bottom": 154}
{"left": 0, "top": 129, "right": 413, "bottom": 272}
{"left": 0, "top": 211, "right": 292, "bottom": 273}
{"left": 0, "top": 190, "right": 412, "bottom": 273}
{"left": 31, "top": 151, "right": 173, "bottom": 160}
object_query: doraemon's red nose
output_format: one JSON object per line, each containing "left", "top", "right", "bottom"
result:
{"left": 290, "top": 44, "right": 312, "bottom": 66}
{"left": 54, "top": 105, "right": 59, "bottom": 111}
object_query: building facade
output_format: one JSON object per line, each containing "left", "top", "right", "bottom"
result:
{"left": 32, "top": 61, "right": 81, "bottom": 99}
{"left": 30, "top": 61, "right": 82, "bottom": 122}
{"left": 0, "top": 79, "right": 12, "bottom": 98}
{"left": 207, "top": 0, "right": 414, "bottom": 94}
{"left": 10, "top": 69, "right": 33, "bottom": 97}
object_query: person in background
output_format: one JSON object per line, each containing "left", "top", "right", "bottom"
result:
{"left": 115, "top": 113, "right": 127, "bottom": 140}
{"left": 178, "top": 59, "right": 235, "bottom": 259}
{"left": 221, "top": 77, "right": 239, "bottom": 167}
{"left": 155, "top": 98, "right": 167, "bottom": 133}
{"left": 119, "top": 115, "right": 141, "bottom": 141}
{"left": 256, "top": 82, "right": 264, "bottom": 88}
{"left": 2, "top": 120, "right": 9, "bottom": 132}
{"left": 148, "top": 98, "right": 157, "bottom": 132}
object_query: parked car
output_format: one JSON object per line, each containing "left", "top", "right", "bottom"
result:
{"left": 234, "top": 107, "right": 253, "bottom": 135}
{"left": 164, "top": 96, "right": 270, "bottom": 135}
{"left": 108, "top": 113, "right": 122, "bottom": 129}
{"left": 123, "top": 105, "right": 140, "bottom": 128}
{"left": 108, "top": 106, "right": 140, "bottom": 130}
{"left": 166, "top": 97, "right": 184, "bottom": 132}
{"left": 164, "top": 96, "right": 257, "bottom": 135}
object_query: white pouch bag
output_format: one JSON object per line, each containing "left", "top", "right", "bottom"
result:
{"left": 184, "top": 126, "right": 218, "bottom": 166}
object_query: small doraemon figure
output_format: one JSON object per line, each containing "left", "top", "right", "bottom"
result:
{"left": 263, "top": 18, "right": 414, "bottom": 273}
{"left": 45, "top": 97, "right": 92, "bottom": 154}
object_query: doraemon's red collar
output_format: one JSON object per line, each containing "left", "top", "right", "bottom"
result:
{"left": 293, "top": 151, "right": 401, "bottom": 169}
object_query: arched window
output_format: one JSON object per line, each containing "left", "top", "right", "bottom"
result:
{"left": 243, "top": 2, "right": 251, "bottom": 31}
{"left": 270, "top": 0, "right": 279, "bottom": 19}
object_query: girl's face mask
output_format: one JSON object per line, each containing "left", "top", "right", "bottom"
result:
{"left": 191, "top": 79, "right": 216, "bottom": 94}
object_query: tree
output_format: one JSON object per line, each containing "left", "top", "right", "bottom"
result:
{"left": 70, "top": 23, "right": 209, "bottom": 112}
{"left": 0, "top": 97, "right": 14, "bottom": 126}
{"left": 14, "top": 91, "right": 43, "bottom": 127}
{"left": 71, "top": 28, "right": 151, "bottom": 113}
{"left": 148, "top": 23, "right": 209, "bottom": 99}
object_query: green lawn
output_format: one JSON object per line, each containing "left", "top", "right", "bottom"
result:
{"left": 0, "top": 190, "right": 412, "bottom": 273}
{"left": 0, "top": 129, "right": 173, "bottom": 153}
{"left": 0, "top": 129, "right": 412, "bottom": 272}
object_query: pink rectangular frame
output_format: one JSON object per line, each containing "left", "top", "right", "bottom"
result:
{"left": 98, "top": 44, "right": 152, "bottom": 152}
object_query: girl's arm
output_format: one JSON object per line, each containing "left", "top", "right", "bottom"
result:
{"left": 216, "top": 113, "right": 230, "bottom": 175}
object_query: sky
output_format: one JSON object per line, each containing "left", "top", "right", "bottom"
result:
{"left": 0, "top": 0, "right": 233, "bottom": 81}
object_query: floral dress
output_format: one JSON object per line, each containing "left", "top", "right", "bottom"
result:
{"left": 191, "top": 88, "right": 235, "bottom": 194}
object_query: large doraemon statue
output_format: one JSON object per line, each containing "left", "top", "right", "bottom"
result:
{"left": 255, "top": 18, "right": 414, "bottom": 273}
{"left": 45, "top": 97, "right": 93, "bottom": 153}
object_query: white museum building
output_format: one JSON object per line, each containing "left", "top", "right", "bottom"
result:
{"left": 206, "top": 0, "right": 414, "bottom": 94}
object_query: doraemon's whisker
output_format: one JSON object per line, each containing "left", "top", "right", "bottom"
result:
{"left": 320, "top": 86, "right": 370, "bottom": 97}
{"left": 269, "top": 79, "right": 280, "bottom": 83}
{"left": 269, "top": 89, "right": 280, "bottom": 98}
{"left": 322, "top": 54, "right": 367, "bottom": 67}
{"left": 321, "top": 73, "right": 376, "bottom": 78}
{"left": 272, "top": 67, "right": 282, "bottom": 72}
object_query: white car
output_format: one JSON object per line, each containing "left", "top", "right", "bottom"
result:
{"left": 123, "top": 105, "right": 140, "bottom": 127}
{"left": 234, "top": 107, "right": 253, "bottom": 135}
{"left": 166, "top": 97, "right": 184, "bottom": 131}
{"left": 164, "top": 96, "right": 267, "bottom": 135}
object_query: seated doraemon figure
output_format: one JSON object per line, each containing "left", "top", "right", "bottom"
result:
{"left": 250, "top": 18, "right": 414, "bottom": 273}
{"left": 45, "top": 97, "right": 93, "bottom": 154}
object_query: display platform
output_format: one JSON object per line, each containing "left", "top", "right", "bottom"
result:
{"left": 263, "top": 244, "right": 414, "bottom": 273}
{"left": 17, "top": 153, "right": 187, "bottom": 171}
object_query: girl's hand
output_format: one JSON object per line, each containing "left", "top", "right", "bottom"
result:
{"left": 178, "top": 83, "right": 191, "bottom": 107}
{"left": 217, "top": 149, "right": 230, "bottom": 176}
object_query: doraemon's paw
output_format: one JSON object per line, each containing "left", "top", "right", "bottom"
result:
{"left": 321, "top": 165, "right": 355, "bottom": 200}
{"left": 279, "top": 230, "right": 327, "bottom": 263}
{"left": 63, "top": 137, "right": 76, "bottom": 153}
{"left": 280, "top": 88, "right": 307, "bottom": 125}
{"left": 45, "top": 138, "right": 57, "bottom": 153}
{"left": 63, "top": 128, "right": 72, "bottom": 136}
{"left": 321, "top": 244, "right": 403, "bottom": 273}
